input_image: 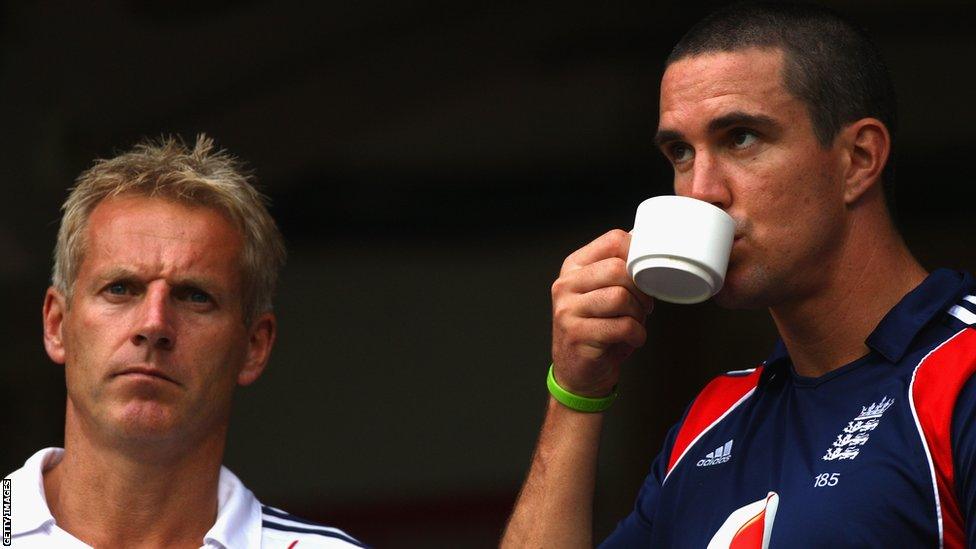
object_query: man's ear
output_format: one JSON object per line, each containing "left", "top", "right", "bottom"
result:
{"left": 238, "top": 312, "right": 276, "bottom": 386}
{"left": 43, "top": 287, "right": 68, "bottom": 364}
{"left": 839, "top": 117, "right": 891, "bottom": 205}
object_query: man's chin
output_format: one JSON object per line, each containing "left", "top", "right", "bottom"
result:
{"left": 713, "top": 271, "right": 770, "bottom": 310}
{"left": 107, "top": 401, "right": 184, "bottom": 440}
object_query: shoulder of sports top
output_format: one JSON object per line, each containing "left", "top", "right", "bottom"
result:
{"left": 4, "top": 448, "right": 367, "bottom": 549}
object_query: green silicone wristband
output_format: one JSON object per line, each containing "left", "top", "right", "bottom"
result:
{"left": 546, "top": 364, "right": 617, "bottom": 413}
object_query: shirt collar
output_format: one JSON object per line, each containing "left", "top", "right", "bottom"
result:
{"left": 866, "top": 268, "right": 974, "bottom": 362}
{"left": 203, "top": 466, "right": 263, "bottom": 549}
{"left": 6, "top": 447, "right": 62, "bottom": 536}
{"left": 761, "top": 269, "right": 975, "bottom": 381}
{"left": 6, "top": 448, "right": 263, "bottom": 548}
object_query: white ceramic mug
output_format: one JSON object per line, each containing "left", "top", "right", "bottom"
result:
{"left": 626, "top": 196, "right": 735, "bottom": 304}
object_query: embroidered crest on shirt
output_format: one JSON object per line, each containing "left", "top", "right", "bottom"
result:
{"left": 822, "top": 396, "right": 894, "bottom": 461}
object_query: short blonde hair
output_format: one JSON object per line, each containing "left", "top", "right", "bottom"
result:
{"left": 53, "top": 135, "right": 287, "bottom": 324}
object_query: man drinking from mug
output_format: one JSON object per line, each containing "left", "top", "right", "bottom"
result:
{"left": 503, "top": 3, "right": 975, "bottom": 547}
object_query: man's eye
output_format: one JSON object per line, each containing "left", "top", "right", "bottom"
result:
{"left": 177, "top": 287, "right": 213, "bottom": 305}
{"left": 106, "top": 283, "right": 128, "bottom": 295}
{"left": 670, "top": 143, "right": 694, "bottom": 163}
{"left": 731, "top": 130, "right": 758, "bottom": 149}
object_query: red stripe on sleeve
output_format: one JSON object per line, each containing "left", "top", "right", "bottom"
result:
{"left": 911, "top": 328, "right": 976, "bottom": 549}
{"left": 666, "top": 367, "right": 764, "bottom": 476}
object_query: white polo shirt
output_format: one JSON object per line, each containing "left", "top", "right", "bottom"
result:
{"left": 5, "top": 448, "right": 365, "bottom": 548}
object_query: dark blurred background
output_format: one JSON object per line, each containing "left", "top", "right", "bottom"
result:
{"left": 2, "top": 1, "right": 974, "bottom": 546}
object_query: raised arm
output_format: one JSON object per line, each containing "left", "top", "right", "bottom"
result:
{"left": 502, "top": 229, "right": 653, "bottom": 548}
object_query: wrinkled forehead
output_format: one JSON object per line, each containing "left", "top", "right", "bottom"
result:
{"left": 658, "top": 48, "right": 795, "bottom": 126}
{"left": 68, "top": 193, "right": 247, "bottom": 277}
{"left": 81, "top": 195, "right": 245, "bottom": 272}
{"left": 82, "top": 193, "right": 240, "bottom": 242}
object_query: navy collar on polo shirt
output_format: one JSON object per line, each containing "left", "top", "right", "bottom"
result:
{"left": 759, "top": 268, "right": 975, "bottom": 386}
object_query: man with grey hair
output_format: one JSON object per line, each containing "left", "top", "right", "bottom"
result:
{"left": 5, "top": 136, "right": 365, "bottom": 548}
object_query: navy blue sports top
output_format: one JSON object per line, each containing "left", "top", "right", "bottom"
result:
{"left": 601, "top": 269, "right": 976, "bottom": 548}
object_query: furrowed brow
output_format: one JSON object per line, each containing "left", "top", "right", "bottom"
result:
{"left": 88, "top": 267, "right": 139, "bottom": 293}
{"left": 653, "top": 129, "right": 685, "bottom": 149}
{"left": 96, "top": 267, "right": 138, "bottom": 284}
{"left": 92, "top": 269, "right": 219, "bottom": 294}
{"left": 655, "top": 112, "right": 781, "bottom": 152}
{"left": 171, "top": 276, "right": 220, "bottom": 292}
{"left": 707, "top": 111, "right": 780, "bottom": 133}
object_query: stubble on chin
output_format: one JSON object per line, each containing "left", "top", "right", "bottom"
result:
{"left": 713, "top": 262, "right": 774, "bottom": 310}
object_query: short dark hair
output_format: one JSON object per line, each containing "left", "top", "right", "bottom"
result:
{"left": 668, "top": 2, "right": 898, "bottom": 206}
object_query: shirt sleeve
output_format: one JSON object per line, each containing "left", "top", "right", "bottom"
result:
{"left": 951, "top": 366, "right": 976, "bottom": 547}
{"left": 597, "top": 420, "right": 682, "bottom": 547}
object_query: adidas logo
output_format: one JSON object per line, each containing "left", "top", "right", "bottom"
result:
{"left": 697, "top": 440, "right": 733, "bottom": 467}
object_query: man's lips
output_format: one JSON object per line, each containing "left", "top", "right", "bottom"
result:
{"left": 113, "top": 366, "right": 179, "bottom": 385}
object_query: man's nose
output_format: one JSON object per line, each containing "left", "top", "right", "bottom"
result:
{"left": 132, "top": 283, "right": 175, "bottom": 351}
{"left": 678, "top": 151, "right": 732, "bottom": 210}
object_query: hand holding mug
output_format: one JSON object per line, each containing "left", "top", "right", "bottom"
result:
{"left": 627, "top": 196, "right": 735, "bottom": 304}
{"left": 551, "top": 230, "right": 654, "bottom": 397}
